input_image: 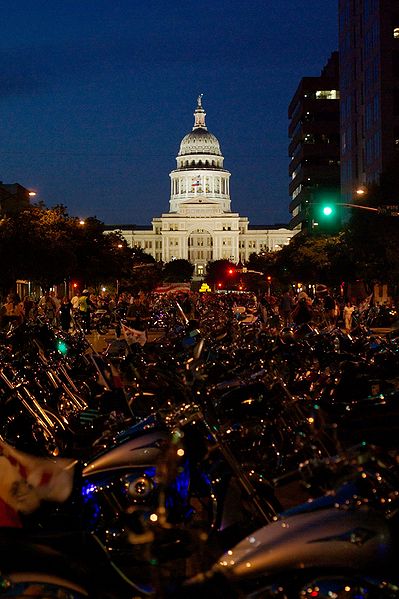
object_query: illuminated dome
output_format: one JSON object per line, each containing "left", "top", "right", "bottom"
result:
{"left": 178, "top": 95, "right": 222, "bottom": 157}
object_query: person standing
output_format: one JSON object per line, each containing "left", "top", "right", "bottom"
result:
{"left": 22, "top": 296, "right": 36, "bottom": 321}
{"left": 59, "top": 296, "right": 72, "bottom": 332}
{"left": 71, "top": 291, "right": 80, "bottom": 313}
{"left": 292, "top": 296, "right": 313, "bottom": 325}
{"left": 279, "top": 290, "right": 294, "bottom": 327}
{"left": 323, "top": 291, "right": 337, "bottom": 326}
{"left": 50, "top": 291, "right": 61, "bottom": 326}
{"left": 343, "top": 301, "right": 355, "bottom": 332}
{"left": 38, "top": 291, "right": 57, "bottom": 325}
{"left": 78, "top": 290, "right": 92, "bottom": 334}
{"left": 0, "top": 293, "right": 24, "bottom": 327}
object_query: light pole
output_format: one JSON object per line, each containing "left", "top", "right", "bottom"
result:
{"left": 310, "top": 200, "right": 399, "bottom": 228}
{"left": 325, "top": 202, "right": 399, "bottom": 216}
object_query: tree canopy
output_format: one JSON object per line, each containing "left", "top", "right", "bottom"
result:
{"left": 0, "top": 204, "right": 134, "bottom": 295}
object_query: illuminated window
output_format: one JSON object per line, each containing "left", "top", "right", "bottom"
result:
{"left": 315, "top": 90, "right": 340, "bottom": 100}
{"left": 292, "top": 184, "right": 302, "bottom": 199}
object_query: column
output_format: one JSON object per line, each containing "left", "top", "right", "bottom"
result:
{"left": 181, "top": 235, "right": 189, "bottom": 260}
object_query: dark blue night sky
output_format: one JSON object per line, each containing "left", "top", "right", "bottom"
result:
{"left": 0, "top": 1, "right": 337, "bottom": 226}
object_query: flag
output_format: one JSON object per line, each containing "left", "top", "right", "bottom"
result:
{"left": 154, "top": 283, "right": 191, "bottom": 294}
{"left": 192, "top": 177, "right": 201, "bottom": 187}
{"left": 121, "top": 322, "right": 147, "bottom": 347}
{"left": 90, "top": 354, "right": 124, "bottom": 389}
{"left": 0, "top": 440, "right": 76, "bottom": 521}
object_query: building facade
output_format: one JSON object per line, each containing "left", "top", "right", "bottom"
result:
{"left": 339, "top": 0, "right": 399, "bottom": 200}
{"left": 0, "top": 182, "right": 33, "bottom": 215}
{"left": 107, "top": 97, "right": 296, "bottom": 276}
{"left": 288, "top": 53, "right": 341, "bottom": 231}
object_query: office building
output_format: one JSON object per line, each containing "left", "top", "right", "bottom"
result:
{"left": 288, "top": 52, "right": 341, "bottom": 231}
{"left": 339, "top": 0, "right": 399, "bottom": 200}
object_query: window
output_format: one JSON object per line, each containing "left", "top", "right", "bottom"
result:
{"left": 315, "top": 90, "right": 340, "bottom": 100}
{"left": 292, "top": 184, "right": 302, "bottom": 199}
{"left": 304, "top": 133, "right": 315, "bottom": 144}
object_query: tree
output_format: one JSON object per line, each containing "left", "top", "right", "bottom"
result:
{"left": 162, "top": 259, "right": 194, "bottom": 283}
{"left": 205, "top": 259, "right": 236, "bottom": 289}
{"left": 340, "top": 165, "right": 399, "bottom": 285}
{"left": 0, "top": 204, "right": 138, "bottom": 296}
{"left": 123, "top": 247, "right": 162, "bottom": 294}
{"left": 246, "top": 250, "right": 277, "bottom": 276}
{"left": 0, "top": 204, "right": 78, "bottom": 294}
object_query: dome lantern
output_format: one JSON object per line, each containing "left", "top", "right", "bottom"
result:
{"left": 178, "top": 95, "right": 222, "bottom": 157}
{"left": 193, "top": 93, "right": 206, "bottom": 129}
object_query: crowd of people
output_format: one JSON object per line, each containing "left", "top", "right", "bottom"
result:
{"left": 0, "top": 283, "right": 388, "bottom": 337}
{"left": 0, "top": 288, "right": 154, "bottom": 335}
{"left": 261, "top": 287, "right": 359, "bottom": 332}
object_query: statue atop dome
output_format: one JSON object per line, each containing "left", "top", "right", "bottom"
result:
{"left": 193, "top": 95, "right": 206, "bottom": 129}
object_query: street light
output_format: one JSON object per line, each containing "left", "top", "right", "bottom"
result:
{"left": 355, "top": 186, "right": 367, "bottom": 197}
{"left": 266, "top": 275, "right": 272, "bottom": 296}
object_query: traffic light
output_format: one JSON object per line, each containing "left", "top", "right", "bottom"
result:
{"left": 227, "top": 267, "right": 235, "bottom": 275}
{"left": 56, "top": 338, "right": 69, "bottom": 356}
{"left": 322, "top": 205, "right": 333, "bottom": 216}
{"left": 311, "top": 189, "right": 341, "bottom": 232}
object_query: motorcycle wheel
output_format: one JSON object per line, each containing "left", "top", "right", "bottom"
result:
{"left": 96, "top": 316, "right": 111, "bottom": 335}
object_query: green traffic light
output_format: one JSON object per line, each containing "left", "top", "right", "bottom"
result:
{"left": 322, "top": 206, "right": 333, "bottom": 216}
{"left": 56, "top": 339, "right": 68, "bottom": 355}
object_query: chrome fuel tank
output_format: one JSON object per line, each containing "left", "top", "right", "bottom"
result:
{"left": 216, "top": 506, "right": 393, "bottom": 581}
{"left": 82, "top": 429, "right": 169, "bottom": 476}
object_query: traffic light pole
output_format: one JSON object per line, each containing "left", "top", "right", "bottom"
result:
{"left": 337, "top": 202, "right": 399, "bottom": 216}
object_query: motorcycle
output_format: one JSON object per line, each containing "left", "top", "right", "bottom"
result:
{"left": 180, "top": 444, "right": 399, "bottom": 598}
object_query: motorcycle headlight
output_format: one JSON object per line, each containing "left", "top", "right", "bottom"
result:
{"left": 127, "top": 475, "right": 154, "bottom": 500}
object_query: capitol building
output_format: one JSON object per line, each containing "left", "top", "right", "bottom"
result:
{"left": 107, "top": 96, "right": 296, "bottom": 277}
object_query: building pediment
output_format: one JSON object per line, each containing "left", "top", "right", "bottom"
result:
{"left": 177, "top": 198, "right": 224, "bottom": 216}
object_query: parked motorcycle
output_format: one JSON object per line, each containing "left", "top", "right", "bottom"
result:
{"left": 180, "top": 443, "right": 399, "bottom": 598}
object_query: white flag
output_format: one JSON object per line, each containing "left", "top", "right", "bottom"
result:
{"left": 0, "top": 440, "right": 76, "bottom": 516}
{"left": 121, "top": 322, "right": 147, "bottom": 347}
